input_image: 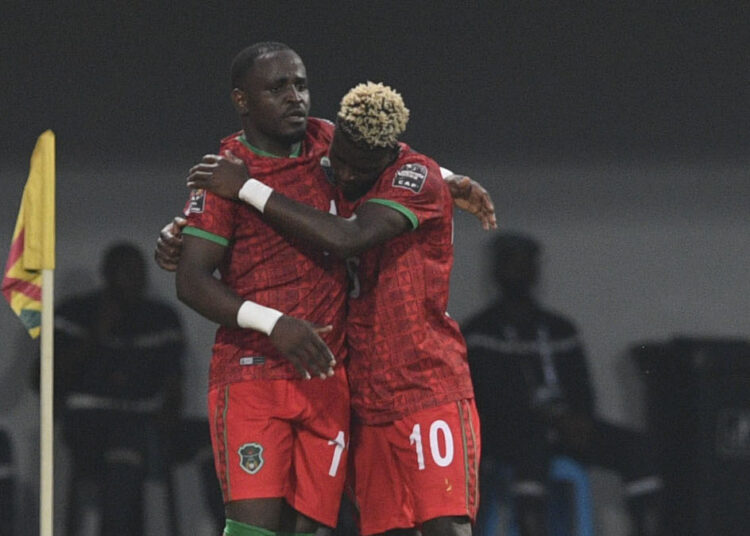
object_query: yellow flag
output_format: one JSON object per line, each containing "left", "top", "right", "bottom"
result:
{"left": 2, "top": 130, "right": 56, "bottom": 338}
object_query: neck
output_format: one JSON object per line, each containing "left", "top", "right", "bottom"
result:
{"left": 241, "top": 124, "right": 300, "bottom": 158}
{"left": 497, "top": 291, "right": 536, "bottom": 320}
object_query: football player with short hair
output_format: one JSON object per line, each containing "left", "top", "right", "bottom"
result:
{"left": 186, "top": 81, "right": 480, "bottom": 536}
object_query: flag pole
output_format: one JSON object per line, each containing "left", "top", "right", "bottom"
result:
{"left": 40, "top": 268, "right": 54, "bottom": 536}
{"left": 1, "top": 129, "right": 56, "bottom": 534}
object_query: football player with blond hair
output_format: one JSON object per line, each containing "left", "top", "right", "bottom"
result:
{"left": 188, "top": 81, "right": 480, "bottom": 536}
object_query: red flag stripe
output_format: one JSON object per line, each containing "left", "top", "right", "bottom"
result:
{"left": 3, "top": 229, "right": 25, "bottom": 270}
{"left": 1, "top": 276, "right": 42, "bottom": 302}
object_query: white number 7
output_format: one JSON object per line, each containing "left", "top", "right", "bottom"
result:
{"left": 328, "top": 430, "right": 346, "bottom": 477}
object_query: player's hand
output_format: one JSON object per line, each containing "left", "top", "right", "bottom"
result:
{"left": 444, "top": 174, "right": 497, "bottom": 230}
{"left": 186, "top": 151, "right": 247, "bottom": 200}
{"left": 269, "top": 316, "right": 337, "bottom": 380}
{"left": 154, "top": 216, "right": 187, "bottom": 272}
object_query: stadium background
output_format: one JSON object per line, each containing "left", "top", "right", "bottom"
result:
{"left": 1, "top": 2, "right": 748, "bottom": 534}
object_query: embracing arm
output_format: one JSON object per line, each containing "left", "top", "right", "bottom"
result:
{"left": 442, "top": 172, "right": 497, "bottom": 230}
{"left": 263, "top": 194, "right": 410, "bottom": 259}
{"left": 186, "top": 153, "right": 411, "bottom": 259}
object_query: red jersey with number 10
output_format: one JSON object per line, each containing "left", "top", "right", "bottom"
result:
{"left": 337, "top": 144, "right": 474, "bottom": 424}
{"left": 184, "top": 118, "right": 348, "bottom": 388}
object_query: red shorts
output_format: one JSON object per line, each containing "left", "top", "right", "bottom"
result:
{"left": 350, "top": 398, "right": 481, "bottom": 535}
{"left": 208, "top": 370, "right": 350, "bottom": 528}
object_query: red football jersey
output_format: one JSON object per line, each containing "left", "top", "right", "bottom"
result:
{"left": 338, "top": 144, "right": 474, "bottom": 424}
{"left": 184, "top": 118, "right": 348, "bottom": 388}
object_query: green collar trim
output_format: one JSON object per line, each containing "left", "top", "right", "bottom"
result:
{"left": 239, "top": 134, "right": 301, "bottom": 158}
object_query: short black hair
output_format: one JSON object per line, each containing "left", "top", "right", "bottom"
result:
{"left": 489, "top": 231, "right": 540, "bottom": 266}
{"left": 230, "top": 41, "right": 293, "bottom": 89}
{"left": 100, "top": 242, "right": 145, "bottom": 280}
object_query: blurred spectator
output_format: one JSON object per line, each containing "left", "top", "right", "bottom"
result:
{"left": 462, "top": 232, "right": 664, "bottom": 536}
{"left": 172, "top": 417, "right": 224, "bottom": 531}
{"left": 0, "top": 429, "right": 14, "bottom": 535}
{"left": 50, "top": 242, "right": 185, "bottom": 535}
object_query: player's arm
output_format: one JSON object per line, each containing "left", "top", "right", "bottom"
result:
{"left": 186, "top": 155, "right": 410, "bottom": 258}
{"left": 187, "top": 151, "right": 496, "bottom": 235}
{"left": 268, "top": 195, "right": 410, "bottom": 259}
{"left": 175, "top": 232, "right": 335, "bottom": 379}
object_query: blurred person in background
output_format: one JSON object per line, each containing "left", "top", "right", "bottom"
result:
{"left": 50, "top": 242, "right": 185, "bottom": 535}
{"left": 0, "top": 429, "right": 14, "bottom": 535}
{"left": 462, "top": 232, "right": 664, "bottom": 536}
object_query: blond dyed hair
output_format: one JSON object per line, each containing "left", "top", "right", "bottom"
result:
{"left": 336, "top": 82, "right": 410, "bottom": 148}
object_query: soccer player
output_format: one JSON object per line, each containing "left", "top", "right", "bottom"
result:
{"left": 186, "top": 82, "right": 480, "bottom": 536}
{"left": 167, "top": 41, "right": 493, "bottom": 536}
{"left": 175, "top": 42, "right": 350, "bottom": 536}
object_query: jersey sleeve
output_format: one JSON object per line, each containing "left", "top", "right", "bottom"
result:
{"left": 182, "top": 188, "right": 237, "bottom": 246}
{"left": 365, "top": 158, "right": 446, "bottom": 229}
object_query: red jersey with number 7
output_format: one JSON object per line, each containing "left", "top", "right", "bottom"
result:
{"left": 183, "top": 118, "right": 348, "bottom": 388}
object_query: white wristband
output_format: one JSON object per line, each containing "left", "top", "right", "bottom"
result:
{"left": 239, "top": 178, "right": 274, "bottom": 213}
{"left": 440, "top": 166, "right": 454, "bottom": 179}
{"left": 236, "top": 301, "right": 284, "bottom": 335}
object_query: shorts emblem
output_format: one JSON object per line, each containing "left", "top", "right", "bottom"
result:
{"left": 238, "top": 442, "right": 264, "bottom": 474}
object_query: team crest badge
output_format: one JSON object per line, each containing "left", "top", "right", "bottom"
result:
{"left": 188, "top": 189, "right": 206, "bottom": 213}
{"left": 238, "top": 443, "right": 264, "bottom": 474}
{"left": 392, "top": 163, "right": 427, "bottom": 193}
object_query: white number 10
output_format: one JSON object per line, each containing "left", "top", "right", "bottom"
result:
{"left": 409, "top": 420, "right": 454, "bottom": 470}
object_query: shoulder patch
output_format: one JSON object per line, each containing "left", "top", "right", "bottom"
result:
{"left": 392, "top": 163, "right": 427, "bottom": 194}
{"left": 188, "top": 189, "right": 206, "bottom": 214}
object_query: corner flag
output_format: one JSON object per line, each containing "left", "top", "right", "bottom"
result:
{"left": 2, "top": 130, "right": 56, "bottom": 338}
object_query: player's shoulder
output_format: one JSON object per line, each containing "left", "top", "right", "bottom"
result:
{"left": 306, "top": 117, "right": 335, "bottom": 137}
{"left": 383, "top": 144, "right": 444, "bottom": 196}
{"left": 219, "top": 130, "right": 244, "bottom": 149}
{"left": 397, "top": 144, "right": 441, "bottom": 173}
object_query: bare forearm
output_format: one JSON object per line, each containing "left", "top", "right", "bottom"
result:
{"left": 176, "top": 267, "right": 243, "bottom": 327}
{"left": 264, "top": 193, "right": 371, "bottom": 259}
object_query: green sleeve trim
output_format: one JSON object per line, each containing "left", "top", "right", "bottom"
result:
{"left": 367, "top": 198, "right": 419, "bottom": 229}
{"left": 183, "top": 226, "right": 230, "bottom": 247}
{"left": 224, "top": 519, "right": 276, "bottom": 536}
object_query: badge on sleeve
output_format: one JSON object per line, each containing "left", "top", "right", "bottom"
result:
{"left": 188, "top": 189, "right": 206, "bottom": 213}
{"left": 393, "top": 163, "right": 427, "bottom": 194}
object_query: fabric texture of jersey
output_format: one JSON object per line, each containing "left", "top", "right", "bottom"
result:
{"left": 208, "top": 373, "right": 350, "bottom": 528}
{"left": 336, "top": 144, "right": 474, "bottom": 424}
{"left": 350, "top": 399, "right": 480, "bottom": 535}
{"left": 184, "top": 118, "right": 348, "bottom": 388}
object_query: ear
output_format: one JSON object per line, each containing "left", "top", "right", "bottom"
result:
{"left": 231, "top": 88, "right": 248, "bottom": 115}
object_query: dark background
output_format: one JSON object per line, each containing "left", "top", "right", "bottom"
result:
{"left": 2, "top": 1, "right": 747, "bottom": 167}
{"left": 1, "top": 3, "right": 748, "bottom": 535}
